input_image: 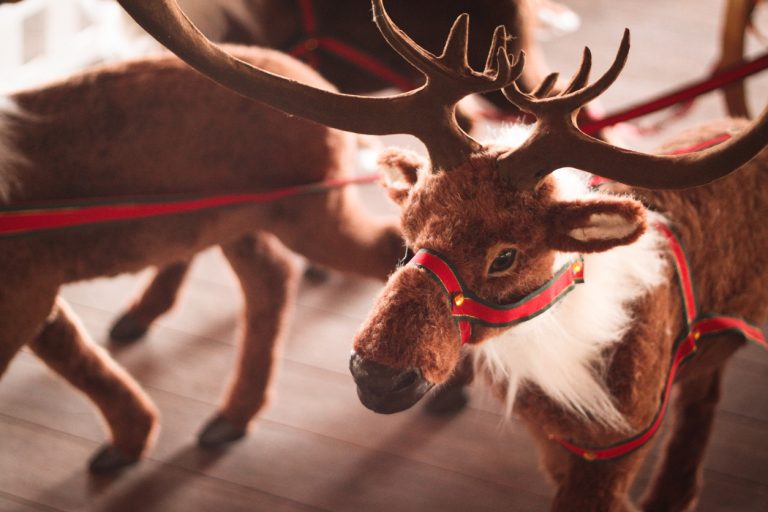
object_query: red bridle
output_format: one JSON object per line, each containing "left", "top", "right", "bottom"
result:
{"left": 409, "top": 249, "right": 584, "bottom": 344}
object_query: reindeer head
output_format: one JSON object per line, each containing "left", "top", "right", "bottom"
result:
{"left": 119, "top": 0, "right": 768, "bottom": 413}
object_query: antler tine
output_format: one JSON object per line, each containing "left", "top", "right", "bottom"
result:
{"left": 498, "top": 29, "right": 768, "bottom": 191}
{"left": 372, "top": 0, "right": 519, "bottom": 95}
{"left": 370, "top": 0, "right": 445, "bottom": 79}
{"left": 440, "top": 14, "right": 470, "bottom": 70}
{"left": 562, "top": 47, "right": 592, "bottom": 95}
{"left": 502, "top": 30, "right": 628, "bottom": 117}
{"left": 564, "top": 103, "right": 768, "bottom": 189}
{"left": 556, "top": 29, "right": 630, "bottom": 111}
{"left": 485, "top": 25, "right": 508, "bottom": 74}
{"left": 532, "top": 73, "right": 560, "bottom": 98}
{"left": 119, "top": 0, "right": 519, "bottom": 173}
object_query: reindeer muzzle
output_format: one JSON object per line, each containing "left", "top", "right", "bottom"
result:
{"left": 349, "top": 353, "right": 434, "bottom": 414}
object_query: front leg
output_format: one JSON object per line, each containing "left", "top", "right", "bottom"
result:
{"left": 198, "top": 233, "right": 299, "bottom": 446}
{"left": 30, "top": 297, "right": 158, "bottom": 473}
{"left": 533, "top": 429, "right": 648, "bottom": 512}
{"left": 641, "top": 368, "right": 724, "bottom": 512}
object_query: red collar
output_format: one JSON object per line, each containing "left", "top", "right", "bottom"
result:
{"left": 409, "top": 249, "right": 584, "bottom": 344}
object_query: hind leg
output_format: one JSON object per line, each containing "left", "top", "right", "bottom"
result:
{"left": 198, "top": 233, "right": 299, "bottom": 446}
{"left": 30, "top": 297, "right": 158, "bottom": 473}
{"left": 0, "top": 278, "right": 58, "bottom": 378}
{"left": 424, "top": 351, "right": 474, "bottom": 415}
{"left": 641, "top": 368, "right": 724, "bottom": 512}
{"left": 110, "top": 260, "right": 191, "bottom": 342}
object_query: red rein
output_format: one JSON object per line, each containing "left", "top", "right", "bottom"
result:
{"left": 288, "top": 0, "right": 416, "bottom": 90}
{"left": 0, "top": 175, "right": 379, "bottom": 238}
{"left": 288, "top": 0, "right": 768, "bottom": 133}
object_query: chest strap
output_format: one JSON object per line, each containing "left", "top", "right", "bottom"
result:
{"left": 550, "top": 222, "right": 767, "bottom": 461}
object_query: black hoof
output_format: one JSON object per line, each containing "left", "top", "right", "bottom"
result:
{"left": 109, "top": 313, "right": 149, "bottom": 343}
{"left": 303, "top": 265, "right": 330, "bottom": 284}
{"left": 88, "top": 444, "right": 138, "bottom": 474}
{"left": 423, "top": 384, "right": 469, "bottom": 416}
{"left": 198, "top": 414, "right": 246, "bottom": 447}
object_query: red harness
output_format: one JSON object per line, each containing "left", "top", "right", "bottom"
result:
{"left": 553, "top": 223, "right": 767, "bottom": 461}
{"left": 405, "top": 132, "right": 765, "bottom": 461}
{"left": 287, "top": 0, "right": 768, "bottom": 134}
{"left": 408, "top": 222, "right": 766, "bottom": 461}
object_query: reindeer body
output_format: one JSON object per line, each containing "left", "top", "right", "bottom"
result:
{"left": 347, "top": 121, "right": 768, "bottom": 510}
{"left": 0, "top": 45, "right": 402, "bottom": 471}
{"left": 508, "top": 121, "right": 768, "bottom": 510}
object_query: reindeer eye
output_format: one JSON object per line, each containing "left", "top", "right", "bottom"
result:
{"left": 489, "top": 249, "right": 518, "bottom": 274}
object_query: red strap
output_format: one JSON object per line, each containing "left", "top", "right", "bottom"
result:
{"left": 655, "top": 223, "right": 697, "bottom": 324}
{"left": 288, "top": 0, "right": 416, "bottom": 91}
{"left": 580, "top": 50, "right": 768, "bottom": 134}
{"left": 295, "top": 0, "right": 320, "bottom": 68}
{"left": 410, "top": 249, "right": 584, "bottom": 344}
{"left": 0, "top": 174, "right": 380, "bottom": 237}
{"left": 551, "top": 223, "right": 766, "bottom": 461}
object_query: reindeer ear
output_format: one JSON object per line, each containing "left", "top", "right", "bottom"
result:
{"left": 378, "top": 148, "right": 426, "bottom": 206}
{"left": 546, "top": 198, "right": 647, "bottom": 252}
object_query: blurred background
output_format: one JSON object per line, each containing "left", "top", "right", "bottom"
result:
{"left": 0, "top": 1, "right": 766, "bottom": 511}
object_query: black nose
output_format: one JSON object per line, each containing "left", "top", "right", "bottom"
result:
{"left": 349, "top": 352, "right": 433, "bottom": 414}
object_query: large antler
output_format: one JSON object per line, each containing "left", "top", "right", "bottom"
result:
{"left": 500, "top": 30, "right": 768, "bottom": 189}
{"left": 116, "top": 0, "right": 522, "bottom": 172}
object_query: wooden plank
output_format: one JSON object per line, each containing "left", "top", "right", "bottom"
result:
{"left": 0, "top": 359, "right": 549, "bottom": 511}
{"left": 0, "top": 491, "right": 58, "bottom": 512}
{"left": 0, "top": 416, "right": 319, "bottom": 512}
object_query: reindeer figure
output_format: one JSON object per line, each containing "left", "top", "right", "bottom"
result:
{"left": 112, "top": 0, "right": 548, "bottom": 342}
{"left": 0, "top": 42, "right": 403, "bottom": 472}
{"left": 119, "top": 0, "right": 768, "bottom": 509}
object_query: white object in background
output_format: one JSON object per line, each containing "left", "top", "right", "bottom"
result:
{"left": 0, "top": 0, "right": 159, "bottom": 93}
{"left": 533, "top": 0, "right": 581, "bottom": 41}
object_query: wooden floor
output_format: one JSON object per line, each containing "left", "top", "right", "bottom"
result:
{"left": 1, "top": 0, "right": 767, "bottom": 510}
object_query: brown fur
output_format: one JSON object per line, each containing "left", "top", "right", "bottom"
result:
{"left": 0, "top": 46, "right": 403, "bottom": 469}
{"left": 353, "top": 119, "right": 768, "bottom": 510}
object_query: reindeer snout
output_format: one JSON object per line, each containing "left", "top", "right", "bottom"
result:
{"left": 349, "top": 352, "right": 433, "bottom": 414}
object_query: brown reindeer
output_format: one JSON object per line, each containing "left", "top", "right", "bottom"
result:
{"left": 118, "top": 0, "right": 768, "bottom": 509}
{"left": 0, "top": 43, "right": 403, "bottom": 472}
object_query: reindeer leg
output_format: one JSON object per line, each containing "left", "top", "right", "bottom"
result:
{"left": 110, "top": 259, "right": 191, "bottom": 342}
{"left": 29, "top": 297, "right": 158, "bottom": 473}
{"left": 423, "top": 350, "right": 473, "bottom": 415}
{"left": 641, "top": 368, "right": 724, "bottom": 512}
{"left": 198, "top": 233, "right": 299, "bottom": 447}
{"left": 530, "top": 428, "right": 647, "bottom": 512}
{"left": 0, "top": 285, "right": 57, "bottom": 377}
